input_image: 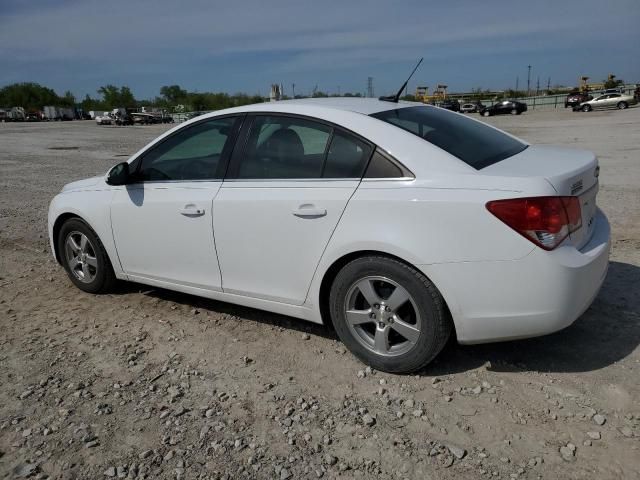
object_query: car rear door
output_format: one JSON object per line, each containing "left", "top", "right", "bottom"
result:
{"left": 213, "top": 114, "right": 374, "bottom": 305}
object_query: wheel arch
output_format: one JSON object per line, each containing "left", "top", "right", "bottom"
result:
{"left": 52, "top": 212, "right": 104, "bottom": 265}
{"left": 317, "top": 249, "right": 457, "bottom": 338}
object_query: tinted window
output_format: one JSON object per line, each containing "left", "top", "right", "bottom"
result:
{"left": 323, "top": 131, "right": 372, "bottom": 178}
{"left": 137, "top": 117, "right": 237, "bottom": 181}
{"left": 237, "top": 116, "right": 331, "bottom": 179}
{"left": 371, "top": 106, "right": 527, "bottom": 169}
{"left": 364, "top": 150, "right": 405, "bottom": 178}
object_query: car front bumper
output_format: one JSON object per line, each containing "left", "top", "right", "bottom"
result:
{"left": 421, "top": 209, "right": 611, "bottom": 344}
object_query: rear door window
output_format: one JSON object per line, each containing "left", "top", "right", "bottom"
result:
{"left": 371, "top": 106, "right": 527, "bottom": 170}
{"left": 231, "top": 115, "right": 373, "bottom": 179}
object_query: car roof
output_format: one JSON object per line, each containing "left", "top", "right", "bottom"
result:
{"left": 231, "top": 97, "right": 423, "bottom": 115}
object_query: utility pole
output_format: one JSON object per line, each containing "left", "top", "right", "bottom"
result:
{"left": 527, "top": 65, "right": 531, "bottom": 97}
{"left": 536, "top": 76, "right": 540, "bottom": 96}
{"left": 547, "top": 77, "right": 551, "bottom": 92}
{"left": 367, "top": 77, "right": 374, "bottom": 98}
{"left": 515, "top": 76, "right": 519, "bottom": 96}
{"left": 292, "top": 83, "right": 295, "bottom": 99}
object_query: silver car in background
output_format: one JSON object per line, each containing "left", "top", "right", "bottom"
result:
{"left": 578, "top": 93, "right": 637, "bottom": 111}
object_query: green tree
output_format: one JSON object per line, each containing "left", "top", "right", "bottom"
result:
{"left": 60, "top": 90, "right": 76, "bottom": 107}
{"left": 0, "top": 82, "right": 60, "bottom": 110}
{"left": 160, "top": 85, "right": 188, "bottom": 104}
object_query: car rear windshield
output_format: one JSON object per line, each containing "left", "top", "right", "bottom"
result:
{"left": 371, "top": 106, "right": 527, "bottom": 169}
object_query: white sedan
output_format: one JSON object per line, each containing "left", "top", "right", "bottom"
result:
{"left": 48, "top": 98, "right": 610, "bottom": 373}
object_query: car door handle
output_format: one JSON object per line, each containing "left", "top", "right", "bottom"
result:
{"left": 179, "top": 204, "right": 205, "bottom": 216}
{"left": 292, "top": 204, "right": 327, "bottom": 218}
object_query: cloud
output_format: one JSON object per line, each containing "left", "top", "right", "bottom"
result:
{"left": 0, "top": 0, "right": 638, "bottom": 96}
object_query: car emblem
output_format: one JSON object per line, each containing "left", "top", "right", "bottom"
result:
{"left": 571, "top": 179, "right": 583, "bottom": 195}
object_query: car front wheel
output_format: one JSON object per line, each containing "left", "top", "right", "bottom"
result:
{"left": 329, "top": 256, "right": 451, "bottom": 373}
{"left": 582, "top": 104, "right": 592, "bottom": 112}
{"left": 617, "top": 101, "right": 628, "bottom": 109}
{"left": 58, "top": 218, "right": 116, "bottom": 294}
{"left": 482, "top": 111, "right": 491, "bottom": 117}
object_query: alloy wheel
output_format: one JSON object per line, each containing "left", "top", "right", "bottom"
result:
{"left": 344, "top": 276, "right": 421, "bottom": 357}
{"left": 64, "top": 231, "right": 98, "bottom": 283}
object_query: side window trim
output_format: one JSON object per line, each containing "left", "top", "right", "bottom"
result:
{"left": 130, "top": 114, "right": 245, "bottom": 183}
{"left": 224, "top": 112, "right": 378, "bottom": 181}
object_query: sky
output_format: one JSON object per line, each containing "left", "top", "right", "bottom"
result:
{"left": 1, "top": 0, "right": 639, "bottom": 100}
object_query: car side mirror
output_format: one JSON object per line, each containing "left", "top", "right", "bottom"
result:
{"left": 106, "top": 161, "right": 131, "bottom": 185}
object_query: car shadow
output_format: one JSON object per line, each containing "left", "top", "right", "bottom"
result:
{"left": 113, "top": 260, "right": 639, "bottom": 375}
{"left": 112, "top": 281, "right": 337, "bottom": 341}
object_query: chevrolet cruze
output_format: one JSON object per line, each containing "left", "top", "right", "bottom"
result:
{"left": 48, "top": 98, "right": 610, "bottom": 373}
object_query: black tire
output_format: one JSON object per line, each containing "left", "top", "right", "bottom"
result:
{"left": 582, "top": 104, "right": 592, "bottom": 112}
{"left": 617, "top": 101, "right": 628, "bottom": 109}
{"left": 329, "top": 256, "right": 451, "bottom": 373}
{"left": 510, "top": 108, "right": 518, "bottom": 115}
{"left": 482, "top": 110, "right": 491, "bottom": 117}
{"left": 57, "top": 218, "right": 116, "bottom": 293}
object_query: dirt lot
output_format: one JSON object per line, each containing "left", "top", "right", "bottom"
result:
{"left": 1, "top": 107, "right": 639, "bottom": 480}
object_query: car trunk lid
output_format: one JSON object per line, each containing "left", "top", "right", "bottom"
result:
{"left": 481, "top": 145, "right": 599, "bottom": 249}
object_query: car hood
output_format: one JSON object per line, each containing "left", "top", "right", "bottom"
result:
{"left": 61, "top": 176, "right": 104, "bottom": 192}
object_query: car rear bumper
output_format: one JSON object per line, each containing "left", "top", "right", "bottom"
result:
{"left": 421, "top": 209, "right": 610, "bottom": 344}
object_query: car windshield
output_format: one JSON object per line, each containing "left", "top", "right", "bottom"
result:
{"left": 371, "top": 106, "right": 527, "bottom": 169}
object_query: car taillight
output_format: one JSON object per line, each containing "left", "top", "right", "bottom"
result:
{"left": 486, "top": 196, "right": 582, "bottom": 250}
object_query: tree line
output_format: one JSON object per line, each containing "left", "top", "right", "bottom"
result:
{"left": 0, "top": 82, "right": 267, "bottom": 112}
{"left": 0, "top": 82, "right": 372, "bottom": 113}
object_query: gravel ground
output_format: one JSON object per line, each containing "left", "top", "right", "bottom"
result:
{"left": 1, "top": 107, "right": 639, "bottom": 480}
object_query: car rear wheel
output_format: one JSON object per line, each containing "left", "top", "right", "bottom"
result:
{"left": 329, "top": 256, "right": 451, "bottom": 373}
{"left": 510, "top": 108, "right": 518, "bottom": 115}
{"left": 58, "top": 218, "right": 116, "bottom": 294}
{"left": 617, "top": 101, "right": 628, "bottom": 109}
{"left": 582, "top": 104, "right": 592, "bottom": 112}
{"left": 482, "top": 111, "right": 491, "bottom": 117}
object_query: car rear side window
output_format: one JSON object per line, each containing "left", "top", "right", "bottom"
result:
{"left": 237, "top": 116, "right": 331, "bottom": 179}
{"left": 233, "top": 115, "right": 373, "bottom": 179}
{"left": 323, "top": 131, "right": 372, "bottom": 178}
{"left": 371, "top": 106, "right": 527, "bottom": 169}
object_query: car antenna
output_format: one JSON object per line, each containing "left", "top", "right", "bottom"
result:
{"left": 379, "top": 58, "right": 424, "bottom": 103}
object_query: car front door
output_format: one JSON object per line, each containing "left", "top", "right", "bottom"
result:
{"left": 213, "top": 114, "right": 373, "bottom": 305}
{"left": 592, "top": 95, "right": 608, "bottom": 108}
{"left": 110, "top": 116, "right": 242, "bottom": 291}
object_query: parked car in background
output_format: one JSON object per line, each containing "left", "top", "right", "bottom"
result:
{"left": 577, "top": 93, "right": 637, "bottom": 111}
{"left": 479, "top": 100, "right": 527, "bottom": 117}
{"left": 435, "top": 99, "right": 460, "bottom": 112}
{"left": 565, "top": 92, "right": 592, "bottom": 109}
{"left": 26, "top": 111, "right": 42, "bottom": 121}
{"left": 95, "top": 114, "right": 112, "bottom": 125}
{"left": 48, "top": 98, "right": 609, "bottom": 373}
{"left": 460, "top": 102, "right": 484, "bottom": 113}
{"left": 131, "top": 112, "right": 158, "bottom": 124}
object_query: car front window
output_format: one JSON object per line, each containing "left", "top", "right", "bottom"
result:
{"left": 371, "top": 106, "right": 527, "bottom": 170}
{"left": 136, "top": 117, "right": 238, "bottom": 181}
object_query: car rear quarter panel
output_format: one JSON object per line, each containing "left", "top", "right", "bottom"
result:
{"left": 306, "top": 175, "right": 555, "bottom": 322}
